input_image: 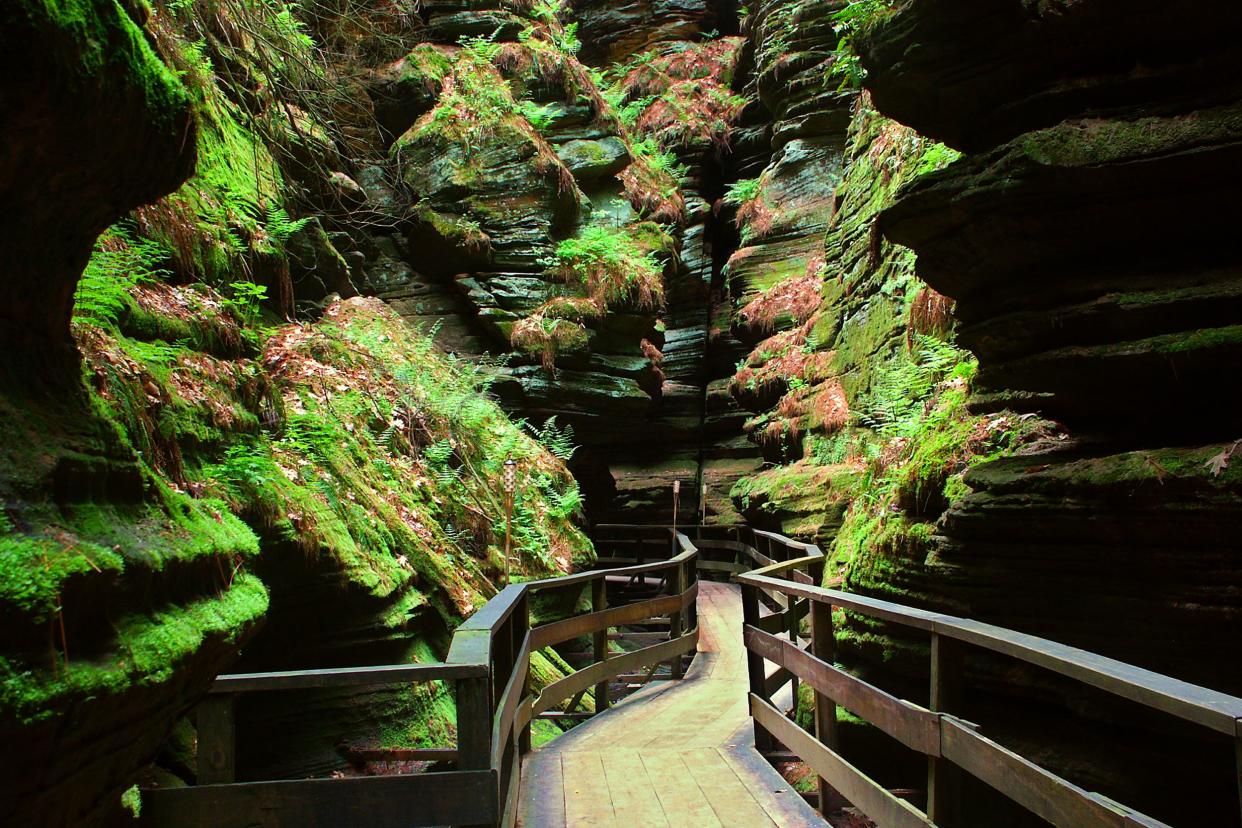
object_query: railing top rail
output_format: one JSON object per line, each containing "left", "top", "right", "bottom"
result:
{"left": 739, "top": 564, "right": 1242, "bottom": 736}
{"left": 522, "top": 541, "right": 697, "bottom": 592}
{"left": 209, "top": 662, "right": 489, "bottom": 694}
{"left": 212, "top": 533, "right": 702, "bottom": 693}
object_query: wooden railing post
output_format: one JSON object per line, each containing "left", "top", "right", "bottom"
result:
{"left": 742, "top": 581, "right": 773, "bottom": 752}
{"left": 592, "top": 577, "right": 609, "bottom": 713}
{"left": 637, "top": 534, "right": 646, "bottom": 587}
{"left": 787, "top": 596, "right": 800, "bottom": 716}
{"left": 457, "top": 671, "right": 494, "bottom": 827}
{"left": 810, "top": 600, "right": 839, "bottom": 816}
{"left": 809, "top": 556, "right": 825, "bottom": 589}
{"left": 1234, "top": 718, "right": 1242, "bottom": 824}
{"left": 196, "top": 695, "right": 235, "bottom": 784}
{"left": 493, "top": 620, "right": 514, "bottom": 713}
{"left": 928, "top": 633, "right": 964, "bottom": 826}
{"left": 457, "top": 674, "right": 492, "bottom": 770}
{"left": 668, "top": 559, "right": 685, "bottom": 679}
{"left": 515, "top": 593, "right": 532, "bottom": 754}
{"left": 686, "top": 556, "right": 698, "bottom": 632}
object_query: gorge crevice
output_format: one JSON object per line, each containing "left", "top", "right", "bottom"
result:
{"left": 2, "top": 1, "right": 1240, "bottom": 826}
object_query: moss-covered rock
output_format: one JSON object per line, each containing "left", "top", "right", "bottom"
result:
{"left": 0, "top": 0, "right": 196, "bottom": 376}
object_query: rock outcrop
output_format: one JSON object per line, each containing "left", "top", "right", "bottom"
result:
{"left": 0, "top": 2, "right": 257, "bottom": 825}
{"left": 847, "top": 1, "right": 1242, "bottom": 822}
{"left": 860, "top": 0, "right": 1242, "bottom": 690}
{"left": 0, "top": 1, "right": 590, "bottom": 822}
{"left": 6, "top": 0, "right": 1242, "bottom": 824}
{"left": 0, "top": 0, "right": 197, "bottom": 378}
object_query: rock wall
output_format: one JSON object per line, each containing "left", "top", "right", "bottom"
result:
{"left": 850, "top": 1, "right": 1242, "bottom": 822}
{"left": 0, "top": 1, "right": 590, "bottom": 822}
{"left": 7, "top": 0, "right": 1242, "bottom": 824}
{"left": 348, "top": 0, "right": 757, "bottom": 526}
{"left": 859, "top": 0, "right": 1242, "bottom": 710}
{"left": 697, "top": 0, "right": 1242, "bottom": 822}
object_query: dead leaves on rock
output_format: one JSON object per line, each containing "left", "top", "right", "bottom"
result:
{"left": 1205, "top": 439, "right": 1242, "bottom": 477}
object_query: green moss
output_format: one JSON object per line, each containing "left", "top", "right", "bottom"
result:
{"left": 400, "top": 43, "right": 452, "bottom": 86}
{"left": 7, "top": 0, "right": 189, "bottom": 129}
{"left": 120, "top": 785, "right": 142, "bottom": 819}
{"left": 379, "top": 640, "right": 461, "bottom": 749}
{"left": 0, "top": 533, "right": 124, "bottom": 621}
{"left": 1019, "top": 103, "right": 1242, "bottom": 168}
{"left": 0, "top": 575, "right": 267, "bottom": 725}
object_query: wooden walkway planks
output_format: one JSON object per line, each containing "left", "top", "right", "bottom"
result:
{"left": 518, "top": 581, "right": 826, "bottom": 828}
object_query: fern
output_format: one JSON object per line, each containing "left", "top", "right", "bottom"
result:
{"left": 424, "top": 439, "right": 462, "bottom": 486}
{"left": 459, "top": 30, "right": 504, "bottom": 63}
{"left": 527, "top": 416, "right": 577, "bottom": 461}
{"left": 724, "top": 177, "right": 761, "bottom": 207}
{"left": 263, "top": 205, "right": 311, "bottom": 243}
{"left": 204, "top": 443, "right": 274, "bottom": 494}
{"left": 547, "top": 484, "right": 584, "bottom": 520}
{"left": 74, "top": 227, "right": 172, "bottom": 328}
{"left": 518, "top": 101, "right": 558, "bottom": 133}
{"left": 857, "top": 335, "right": 966, "bottom": 439}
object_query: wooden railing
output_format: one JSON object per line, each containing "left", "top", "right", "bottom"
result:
{"left": 137, "top": 522, "right": 1241, "bottom": 827}
{"left": 140, "top": 529, "right": 701, "bottom": 828}
{"left": 738, "top": 554, "right": 1242, "bottom": 828}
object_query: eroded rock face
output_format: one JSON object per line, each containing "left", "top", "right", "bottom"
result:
{"left": 0, "top": 4, "right": 262, "bottom": 826}
{"left": 570, "top": 0, "right": 718, "bottom": 64}
{"left": 859, "top": 0, "right": 1242, "bottom": 153}
{"left": 882, "top": 106, "right": 1242, "bottom": 440}
{"left": 352, "top": 1, "right": 740, "bottom": 525}
{"left": 854, "top": 2, "right": 1242, "bottom": 822}
{"left": 0, "top": 0, "right": 197, "bottom": 378}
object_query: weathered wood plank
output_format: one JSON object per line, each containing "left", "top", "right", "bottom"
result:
{"left": 562, "top": 753, "right": 618, "bottom": 827}
{"left": 457, "top": 675, "right": 492, "bottom": 774}
{"left": 140, "top": 770, "right": 497, "bottom": 827}
{"left": 592, "top": 578, "right": 610, "bottom": 713}
{"left": 697, "top": 559, "right": 750, "bottom": 574}
{"left": 492, "top": 632, "right": 532, "bottom": 769}
{"left": 501, "top": 736, "right": 522, "bottom": 828}
{"left": 531, "top": 584, "right": 697, "bottom": 649}
{"left": 195, "top": 696, "right": 234, "bottom": 785}
{"left": 682, "top": 747, "right": 778, "bottom": 828}
{"left": 640, "top": 751, "right": 724, "bottom": 828}
{"left": 601, "top": 750, "right": 671, "bottom": 826}
{"left": 519, "top": 752, "right": 566, "bottom": 828}
{"left": 936, "top": 617, "right": 1242, "bottom": 736}
{"left": 524, "top": 549, "right": 695, "bottom": 592}
{"left": 939, "top": 717, "right": 1172, "bottom": 828}
{"left": 209, "top": 662, "right": 484, "bottom": 693}
{"left": 810, "top": 600, "right": 838, "bottom": 819}
{"left": 927, "top": 633, "right": 963, "bottom": 826}
{"left": 740, "top": 571, "right": 1242, "bottom": 735}
{"left": 744, "top": 625, "right": 941, "bottom": 756}
{"left": 533, "top": 633, "right": 698, "bottom": 715}
{"left": 750, "top": 694, "right": 933, "bottom": 828}
{"left": 344, "top": 746, "right": 457, "bottom": 763}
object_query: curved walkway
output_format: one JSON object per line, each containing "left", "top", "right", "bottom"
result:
{"left": 517, "top": 581, "right": 826, "bottom": 827}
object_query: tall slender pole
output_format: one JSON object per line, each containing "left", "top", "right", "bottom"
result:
{"left": 672, "top": 479, "right": 680, "bottom": 537}
{"left": 503, "top": 456, "right": 517, "bottom": 587}
{"left": 504, "top": 495, "right": 513, "bottom": 587}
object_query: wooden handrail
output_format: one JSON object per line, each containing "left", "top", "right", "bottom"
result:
{"left": 141, "top": 522, "right": 1242, "bottom": 827}
{"left": 208, "top": 662, "right": 487, "bottom": 693}
{"left": 146, "top": 529, "right": 706, "bottom": 828}
{"left": 740, "top": 561, "right": 1242, "bottom": 735}
{"left": 737, "top": 555, "right": 1242, "bottom": 828}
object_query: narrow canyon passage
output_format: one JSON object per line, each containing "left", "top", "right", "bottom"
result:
{"left": 518, "top": 581, "right": 822, "bottom": 828}
{"left": 2, "top": 0, "right": 1241, "bottom": 826}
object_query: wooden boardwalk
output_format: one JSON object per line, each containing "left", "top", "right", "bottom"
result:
{"left": 517, "top": 581, "right": 826, "bottom": 827}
